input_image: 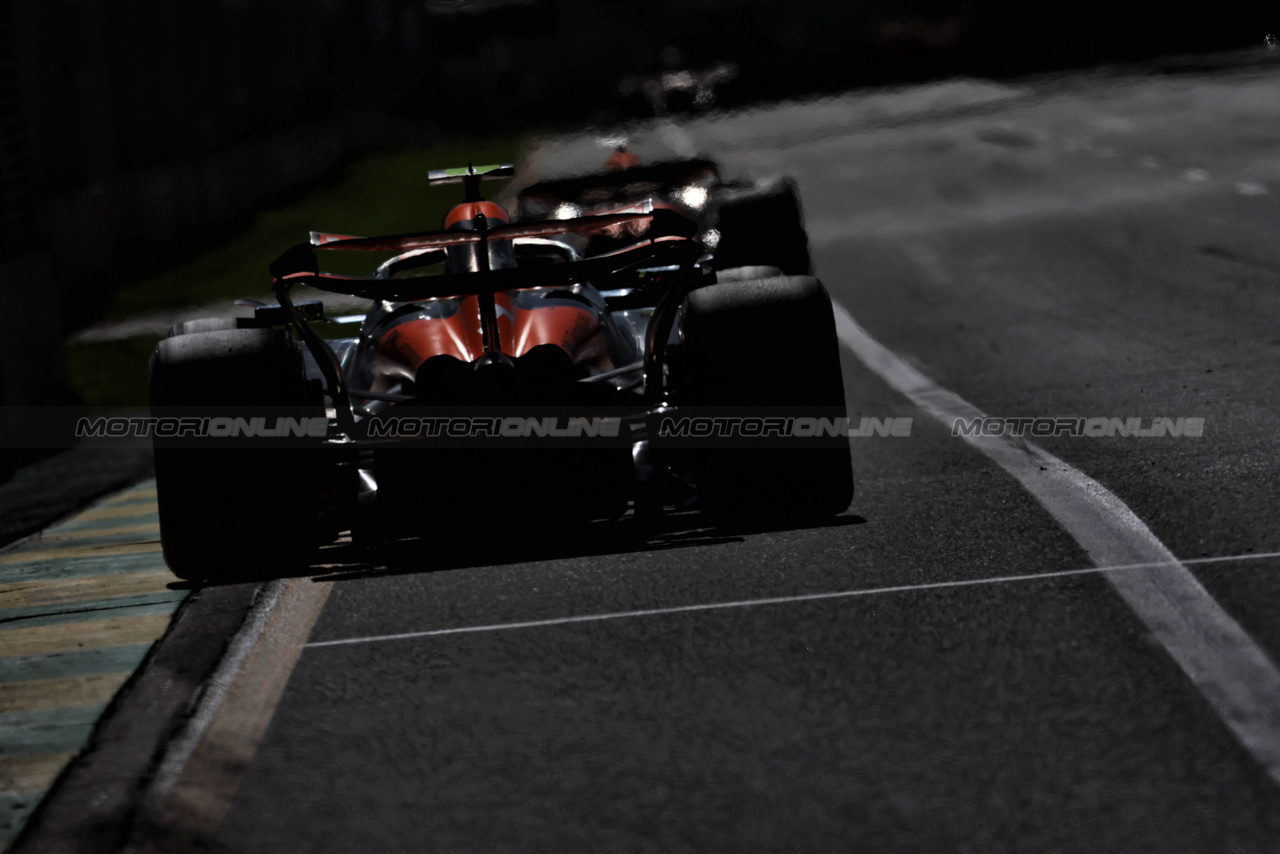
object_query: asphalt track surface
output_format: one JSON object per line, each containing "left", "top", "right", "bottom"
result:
{"left": 22, "top": 57, "right": 1280, "bottom": 852}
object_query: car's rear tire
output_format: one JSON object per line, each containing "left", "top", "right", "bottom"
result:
{"left": 675, "top": 275, "right": 853, "bottom": 523}
{"left": 166, "top": 317, "right": 253, "bottom": 338}
{"left": 711, "top": 179, "right": 812, "bottom": 276}
{"left": 716, "top": 265, "right": 783, "bottom": 283}
{"left": 149, "top": 327, "right": 326, "bottom": 582}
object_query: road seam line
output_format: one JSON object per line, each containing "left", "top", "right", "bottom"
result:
{"left": 303, "top": 550, "right": 1280, "bottom": 649}
{"left": 829, "top": 299, "right": 1280, "bottom": 786}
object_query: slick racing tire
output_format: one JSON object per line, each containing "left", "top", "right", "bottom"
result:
{"left": 716, "top": 265, "right": 782, "bottom": 284}
{"left": 711, "top": 179, "right": 812, "bottom": 276}
{"left": 166, "top": 317, "right": 253, "bottom": 338}
{"left": 149, "top": 327, "right": 325, "bottom": 582}
{"left": 676, "top": 275, "right": 853, "bottom": 523}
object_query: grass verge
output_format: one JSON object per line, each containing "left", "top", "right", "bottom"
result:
{"left": 106, "top": 137, "right": 519, "bottom": 318}
{"left": 73, "top": 136, "right": 520, "bottom": 406}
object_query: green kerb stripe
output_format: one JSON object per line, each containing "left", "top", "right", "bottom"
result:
{"left": 0, "top": 591, "right": 186, "bottom": 626}
{"left": 0, "top": 600, "right": 179, "bottom": 631}
{"left": 0, "top": 644, "right": 153, "bottom": 684}
{"left": 0, "top": 703, "right": 107, "bottom": 756}
{"left": 0, "top": 551, "right": 168, "bottom": 585}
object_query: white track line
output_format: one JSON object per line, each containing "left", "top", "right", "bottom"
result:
{"left": 831, "top": 300, "right": 1280, "bottom": 785}
{"left": 306, "top": 550, "right": 1280, "bottom": 649}
{"left": 302, "top": 302, "right": 1280, "bottom": 784}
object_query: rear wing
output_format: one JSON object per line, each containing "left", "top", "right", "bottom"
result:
{"left": 307, "top": 209, "right": 676, "bottom": 252}
{"left": 274, "top": 208, "right": 698, "bottom": 301}
{"left": 269, "top": 207, "right": 700, "bottom": 434}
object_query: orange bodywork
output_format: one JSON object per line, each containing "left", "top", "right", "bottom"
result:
{"left": 605, "top": 149, "right": 641, "bottom": 171}
{"left": 443, "top": 200, "right": 510, "bottom": 228}
{"left": 373, "top": 293, "right": 610, "bottom": 387}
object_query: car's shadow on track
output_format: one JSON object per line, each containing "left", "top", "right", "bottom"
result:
{"left": 302, "top": 510, "right": 867, "bottom": 584}
{"left": 169, "top": 511, "right": 866, "bottom": 590}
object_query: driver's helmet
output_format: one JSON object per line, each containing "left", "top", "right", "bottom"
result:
{"left": 443, "top": 201, "right": 516, "bottom": 273}
{"left": 606, "top": 146, "right": 641, "bottom": 171}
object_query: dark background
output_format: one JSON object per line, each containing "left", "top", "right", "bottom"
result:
{"left": 0, "top": 0, "right": 1272, "bottom": 428}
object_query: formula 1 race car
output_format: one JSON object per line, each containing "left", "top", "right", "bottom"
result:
{"left": 516, "top": 156, "right": 812, "bottom": 277}
{"left": 149, "top": 162, "right": 852, "bottom": 582}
